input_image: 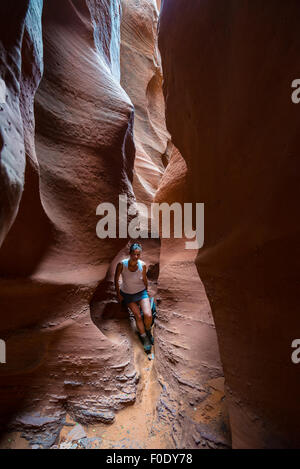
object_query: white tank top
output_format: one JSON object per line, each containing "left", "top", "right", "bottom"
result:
{"left": 120, "top": 259, "right": 146, "bottom": 294}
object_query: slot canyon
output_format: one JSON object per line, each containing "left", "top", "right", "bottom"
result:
{"left": 0, "top": 0, "right": 299, "bottom": 450}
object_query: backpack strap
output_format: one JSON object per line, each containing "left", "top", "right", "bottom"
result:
{"left": 150, "top": 297, "right": 156, "bottom": 325}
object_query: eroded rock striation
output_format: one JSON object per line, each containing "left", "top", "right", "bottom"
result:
{"left": 159, "top": 0, "right": 300, "bottom": 449}
{"left": 0, "top": 0, "right": 137, "bottom": 446}
{"left": 154, "top": 152, "right": 230, "bottom": 449}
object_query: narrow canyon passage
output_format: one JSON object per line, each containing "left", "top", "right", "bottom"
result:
{"left": 0, "top": 0, "right": 230, "bottom": 450}
{"left": 1, "top": 0, "right": 299, "bottom": 451}
{"left": 85, "top": 0, "right": 230, "bottom": 449}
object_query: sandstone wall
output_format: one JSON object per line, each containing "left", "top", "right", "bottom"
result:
{"left": 159, "top": 0, "right": 300, "bottom": 448}
{"left": 0, "top": 1, "right": 43, "bottom": 248}
{"left": 120, "top": 0, "right": 170, "bottom": 210}
{"left": 0, "top": 0, "right": 138, "bottom": 447}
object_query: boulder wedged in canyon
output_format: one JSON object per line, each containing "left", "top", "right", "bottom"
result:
{"left": 159, "top": 0, "right": 300, "bottom": 448}
{"left": 0, "top": 0, "right": 139, "bottom": 447}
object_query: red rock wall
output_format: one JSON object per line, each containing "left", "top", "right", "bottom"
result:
{"left": 159, "top": 0, "right": 300, "bottom": 448}
{"left": 0, "top": 0, "right": 138, "bottom": 447}
{"left": 154, "top": 149, "right": 230, "bottom": 448}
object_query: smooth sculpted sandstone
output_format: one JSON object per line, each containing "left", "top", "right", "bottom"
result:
{"left": 120, "top": 0, "right": 171, "bottom": 211}
{"left": 159, "top": 0, "right": 300, "bottom": 448}
{"left": 0, "top": 1, "right": 43, "bottom": 248}
{"left": 0, "top": 0, "right": 138, "bottom": 447}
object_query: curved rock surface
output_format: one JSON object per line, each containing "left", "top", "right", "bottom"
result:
{"left": 0, "top": 1, "right": 43, "bottom": 248}
{"left": 0, "top": 0, "right": 137, "bottom": 446}
{"left": 120, "top": 0, "right": 170, "bottom": 208}
{"left": 154, "top": 149, "right": 230, "bottom": 449}
{"left": 159, "top": 0, "right": 300, "bottom": 449}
